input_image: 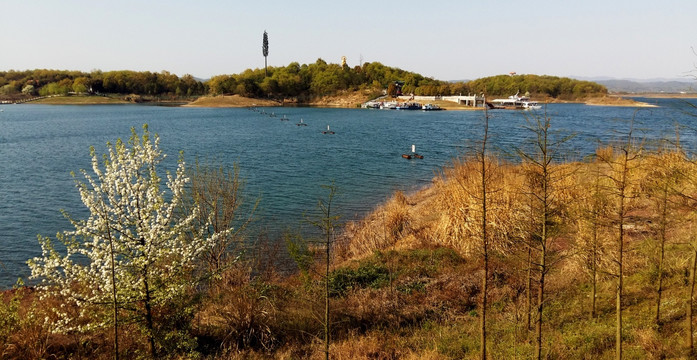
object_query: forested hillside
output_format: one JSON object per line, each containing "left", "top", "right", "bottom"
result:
{"left": 467, "top": 74, "right": 607, "bottom": 99}
{"left": 0, "top": 62, "right": 607, "bottom": 102}
{"left": 0, "top": 69, "right": 206, "bottom": 99}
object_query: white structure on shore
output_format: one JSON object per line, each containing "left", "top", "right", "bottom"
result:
{"left": 397, "top": 94, "right": 486, "bottom": 107}
{"left": 362, "top": 94, "right": 486, "bottom": 109}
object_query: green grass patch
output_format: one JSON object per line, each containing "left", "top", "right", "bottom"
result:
{"left": 328, "top": 263, "right": 390, "bottom": 297}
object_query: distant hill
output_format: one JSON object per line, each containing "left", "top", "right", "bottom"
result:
{"left": 573, "top": 77, "right": 696, "bottom": 94}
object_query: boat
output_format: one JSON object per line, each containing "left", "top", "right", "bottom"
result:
{"left": 280, "top": 115, "right": 289, "bottom": 121}
{"left": 396, "top": 102, "right": 422, "bottom": 110}
{"left": 402, "top": 145, "right": 424, "bottom": 159}
{"left": 362, "top": 101, "right": 381, "bottom": 109}
{"left": 322, "top": 125, "right": 335, "bottom": 134}
{"left": 422, "top": 103, "right": 443, "bottom": 111}
{"left": 522, "top": 101, "right": 542, "bottom": 110}
{"left": 296, "top": 118, "right": 307, "bottom": 126}
{"left": 490, "top": 92, "right": 541, "bottom": 110}
{"left": 378, "top": 101, "right": 423, "bottom": 110}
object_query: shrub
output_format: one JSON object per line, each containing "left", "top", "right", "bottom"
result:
{"left": 328, "top": 263, "right": 390, "bottom": 297}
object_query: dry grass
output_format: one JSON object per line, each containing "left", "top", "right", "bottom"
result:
{"left": 585, "top": 95, "right": 657, "bottom": 107}
{"left": 7, "top": 150, "right": 697, "bottom": 359}
{"left": 32, "top": 95, "right": 129, "bottom": 104}
{"left": 185, "top": 94, "right": 281, "bottom": 108}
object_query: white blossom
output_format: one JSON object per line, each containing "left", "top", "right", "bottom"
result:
{"left": 28, "top": 125, "right": 231, "bottom": 334}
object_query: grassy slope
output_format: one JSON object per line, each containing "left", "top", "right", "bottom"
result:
{"left": 31, "top": 95, "right": 129, "bottom": 105}
{"left": 193, "top": 153, "right": 695, "bottom": 359}
{"left": 5, "top": 155, "right": 694, "bottom": 359}
{"left": 2, "top": 120, "right": 693, "bottom": 360}
{"left": 184, "top": 94, "right": 281, "bottom": 107}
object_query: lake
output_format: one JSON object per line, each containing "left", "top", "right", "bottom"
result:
{"left": 1, "top": 98, "right": 696, "bottom": 288}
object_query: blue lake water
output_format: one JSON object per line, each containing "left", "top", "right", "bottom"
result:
{"left": 0, "top": 98, "right": 696, "bottom": 288}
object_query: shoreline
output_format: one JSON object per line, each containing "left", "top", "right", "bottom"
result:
{"left": 6, "top": 93, "right": 688, "bottom": 108}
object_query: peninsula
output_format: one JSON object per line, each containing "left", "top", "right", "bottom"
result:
{"left": 0, "top": 64, "right": 669, "bottom": 108}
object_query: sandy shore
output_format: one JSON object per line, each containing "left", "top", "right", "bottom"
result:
{"left": 183, "top": 95, "right": 280, "bottom": 108}
{"left": 584, "top": 96, "right": 657, "bottom": 107}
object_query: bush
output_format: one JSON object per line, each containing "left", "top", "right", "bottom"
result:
{"left": 328, "top": 263, "right": 390, "bottom": 297}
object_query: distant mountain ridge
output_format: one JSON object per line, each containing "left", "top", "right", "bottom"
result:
{"left": 573, "top": 76, "right": 696, "bottom": 94}
{"left": 449, "top": 76, "right": 696, "bottom": 94}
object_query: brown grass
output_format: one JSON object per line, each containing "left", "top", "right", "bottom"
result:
{"left": 8, "top": 150, "right": 697, "bottom": 359}
{"left": 585, "top": 95, "right": 657, "bottom": 107}
{"left": 185, "top": 94, "right": 281, "bottom": 108}
{"left": 32, "top": 95, "right": 129, "bottom": 105}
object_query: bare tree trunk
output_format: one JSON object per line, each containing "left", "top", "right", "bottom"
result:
{"left": 143, "top": 275, "right": 156, "bottom": 359}
{"left": 591, "top": 227, "right": 598, "bottom": 320}
{"left": 535, "top": 246, "right": 546, "bottom": 360}
{"left": 325, "top": 232, "right": 330, "bottom": 360}
{"left": 688, "top": 248, "right": 697, "bottom": 354}
{"left": 616, "top": 166, "right": 626, "bottom": 360}
{"left": 655, "top": 184, "right": 668, "bottom": 325}
{"left": 481, "top": 240, "right": 488, "bottom": 360}
{"left": 616, "top": 234, "right": 623, "bottom": 360}
{"left": 535, "top": 163, "right": 550, "bottom": 360}
{"left": 108, "top": 232, "right": 119, "bottom": 360}
{"left": 317, "top": 184, "right": 337, "bottom": 360}
{"left": 526, "top": 245, "right": 533, "bottom": 331}
{"left": 480, "top": 118, "right": 489, "bottom": 360}
{"left": 102, "top": 209, "right": 119, "bottom": 360}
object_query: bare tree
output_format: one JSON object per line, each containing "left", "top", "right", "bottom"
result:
{"left": 439, "top": 108, "right": 516, "bottom": 359}
{"left": 641, "top": 148, "right": 682, "bottom": 325}
{"left": 306, "top": 183, "right": 339, "bottom": 360}
{"left": 516, "top": 109, "right": 573, "bottom": 360}
{"left": 596, "top": 121, "right": 642, "bottom": 360}
{"left": 573, "top": 152, "right": 611, "bottom": 320}
{"left": 184, "top": 160, "right": 258, "bottom": 277}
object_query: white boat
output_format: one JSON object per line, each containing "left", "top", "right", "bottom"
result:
{"left": 422, "top": 103, "right": 443, "bottom": 111}
{"left": 380, "top": 102, "right": 398, "bottom": 110}
{"left": 490, "top": 92, "right": 541, "bottom": 110}
{"left": 522, "top": 101, "right": 542, "bottom": 110}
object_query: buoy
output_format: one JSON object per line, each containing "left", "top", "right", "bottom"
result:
{"left": 402, "top": 154, "right": 412, "bottom": 159}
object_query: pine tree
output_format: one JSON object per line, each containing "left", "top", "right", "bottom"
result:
{"left": 262, "top": 31, "right": 269, "bottom": 77}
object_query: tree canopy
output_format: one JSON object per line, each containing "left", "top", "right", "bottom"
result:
{"left": 207, "top": 61, "right": 606, "bottom": 100}
{"left": 0, "top": 69, "right": 206, "bottom": 98}
{"left": 0, "top": 63, "right": 607, "bottom": 101}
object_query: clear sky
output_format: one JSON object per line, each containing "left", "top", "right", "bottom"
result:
{"left": 2, "top": 0, "right": 696, "bottom": 81}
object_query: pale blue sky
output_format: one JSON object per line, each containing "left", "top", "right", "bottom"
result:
{"left": 1, "top": 0, "right": 696, "bottom": 81}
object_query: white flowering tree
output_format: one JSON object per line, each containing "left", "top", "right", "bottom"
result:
{"left": 28, "top": 125, "right": 227, "bottom": 358}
